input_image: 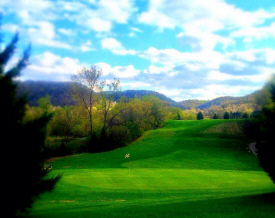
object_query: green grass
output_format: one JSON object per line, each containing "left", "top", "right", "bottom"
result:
{"left": 26, "top": 120, "right": 275, "bottom": 217}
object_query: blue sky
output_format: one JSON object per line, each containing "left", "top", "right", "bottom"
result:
{"left": 1, "top": 0, "right": 275, "bottom": 101}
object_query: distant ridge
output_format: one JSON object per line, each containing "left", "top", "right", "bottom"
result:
{"left": 17, "top": 81, "right": 178, "bottom": 107}
{"left": 17, "top": 81, "right": 260, "bottom": 110}
{"left": 112, "top": 90, "right": 178, "bottom": 107}
{"left": 195, "top": 94, "right": 255, "bottom": 110}
{"left": 17, "top": 81, "right": 75, "bottom": 107}
{"left": 178, "top": 99, "right": 209, "bottom": 110}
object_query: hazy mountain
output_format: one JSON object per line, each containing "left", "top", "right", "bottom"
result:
{"left": 17, "top": 81, "right": 260, "bottom": 110}
{"left": 178, "top": 99, "right": 209, "bottom": 110}
{"left": 17, "top": 81, "right": 75, "bottom": 107}
{"left": 17, "top": 81, "right": 178, "bottom": 107}
{"left": 195, "top": 94, "right": 256, "bottom": 110}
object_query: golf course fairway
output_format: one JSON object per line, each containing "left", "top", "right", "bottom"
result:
{"left": 26, "top": 120, "right": 275, "bottom": 217}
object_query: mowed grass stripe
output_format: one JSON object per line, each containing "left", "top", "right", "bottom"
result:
{"left": 33, "top": 168, "right": 274, "bottom": 208}
{"left": 55, "top": 168, "right": 273, "bottom": 193}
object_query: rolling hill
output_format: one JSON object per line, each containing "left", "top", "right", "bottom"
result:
{"left": 17, "top": 81, "right": 261, "bottom": 110}
{"left": 26, "top": 120, "right": 275, "bottom": 217}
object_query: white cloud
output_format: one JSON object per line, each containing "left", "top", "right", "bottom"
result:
{"left": 63, "top": 0, "right": 137, "bottom": 32}
{"left": 34, "top": 21, "right": 55, "bottom": 39}
{"left": 128, "top": 27, "right": 143, "bottom": 37}
{"left": 101, "top": 38, "right": 136, "bottom": 55}
{"left": 94, "top": 62, "right": 139, "bottom": 78}
{"left": 97, "top": 0, "right": 137, "bottom": 24}
{"left": 128, "top": 32, "right": 137, "bottom": 37}
{"left": 2, "top": 0, "right": 56, "bottom": 25}
{"left": 24, "top": 52, "right": 82, "bottom": 81}
{"left": 177, "top": 30, "right": 234, "bottom": 52}
{"left": 122, "top": 81, "right": 151, "bottom": 88}
{"left": 139, "top": 8, "right": 175, "bottom": 29}
{"left": 58, "top": 28, "right": 74, "bottom": 36}
{"left": 143, "top": 65, "right": 172, "bottom": 74}
{"left": 112, "top": 65, "right": 139, "bottom": 78}
{"left": 2, "top": 0, "right": 137, "bottom": 38}
{"left": 155, "top": 88, "right": 181, "bottom": 98}
{"left": 131, "top": 27, "right": 142, "bottom": 33}
{"left": 27, "top": 27, "right": 72, "bottom": 49}
{"left": 207, "top": 70, "right": 273, "bottom": 83}
{"left": 2, "top": 23, "right": 20, "bottom": 33}
{"left": 94, "top": 62, "right": 112, "bottom": 76}
{"left": 101, "top": 38, "right": 123, "bottom": 50}
{"left": 207, "top": 71, "right": 239, "bottom": 81}
{"left": 139, "top": 47, "right": 184, "bottom": 65}
{"left": 188, "top": 85, "right": 256, "bottom": 100}
{"left": 230, "top": 22, "right": 275, "bottom": 42}
{"left": 139, "top": 47, "right": 225, "bottom": 70}
{"left": 226, "top": 49, "right": 275, "bottom": 64}
{"left": 19, "top": 21, "right": 72, "bottom": 49}
{"left": 138, "top": 0, "right": 275, "bottom": 52}
{"left": 85, "top": 18, "right": 112, "bottom": 32}
{"left": 80, "top": 40, "right": 94, "bottom": 52}
{"left": 138, "top": 0, "right": 275, "bottom": 31}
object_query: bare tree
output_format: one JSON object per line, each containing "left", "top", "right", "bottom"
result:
{"left": 71, "top": 65, "right": 102, "bottom": 135}
{"left": 98, "top": 78, "right": 121, "bottom": 131}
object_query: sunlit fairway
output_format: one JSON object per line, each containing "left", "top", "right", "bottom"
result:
{"left": 27, "top": 120, "right": 275, "bottom": 217}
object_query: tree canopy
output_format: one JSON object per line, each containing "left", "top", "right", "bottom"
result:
{"left": 0, "top": 22, "right": 60, "bottom": 216}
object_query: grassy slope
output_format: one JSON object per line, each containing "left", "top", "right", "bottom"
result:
{"left": 26, "top": 120, "right": 275, "bottom": 218}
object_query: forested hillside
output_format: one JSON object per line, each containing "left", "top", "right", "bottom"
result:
{"left": 178, "top": 99, "right": 209, "bottom": 109}
{"left": 17, "top": 81, "right": 178, "bottom": 107}
{"left": 196, "top": 95, "right": 255, "bottom": 110}
{"left": 17, "top": 81, "right": 76, "bottom": 106}
{"left": 17, "top": 81, "right": 263, "bottom": 111}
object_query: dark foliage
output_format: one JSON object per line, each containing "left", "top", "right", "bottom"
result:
{"left": 213, "top": 113, "right": 219, "bottom": 119}
{"left": 43, "top": 138, "right": 87, "bottom": 158}
{"left": 242, "top": 112, "right": 249, "bottom": 119}
{"left": 87, "top": 129, "right": 124, "bottom": 153}
{"left": 1, "top": 24, "right": 60, "bottom": 216}
{"left": 256, "top": 141, "right": 275, "bottom": 183}
{"left": 224, "top": 111, "right": 230, "bottom": 119}
{"left": 246, "top": 76, "right": 275, "bottom": 183}
{"left": 197, "top": 111, "right": 204, "bottom": 120}
{"left": 230, "top": 111, "right": 242, "bottom": 119}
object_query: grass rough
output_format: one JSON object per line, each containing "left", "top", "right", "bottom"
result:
{"left": 26, "top": 120, "right": 275, "bottom": 217}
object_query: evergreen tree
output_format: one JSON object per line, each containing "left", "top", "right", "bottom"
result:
{"left": 223, "top": 111, "right": 230, "bottom": 119}
{"left": 1, "top": 22, "right": 60, "bottom": 217}
{"left": 242, "top": 112, "right": 249, "bottom": 119}
{"left": 213, "top": 113, "right": 219, "bottom": 119}
{"left": 197, "top": 111, "right": 204, "bottom": 120}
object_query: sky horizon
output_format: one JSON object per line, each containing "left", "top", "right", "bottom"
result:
{"left": 1, "top": 0, "right": 275, "bottom": 101}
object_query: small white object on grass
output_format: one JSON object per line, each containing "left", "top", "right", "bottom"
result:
{"left": 125, "top": 153, "right": 130, "bottom": 158}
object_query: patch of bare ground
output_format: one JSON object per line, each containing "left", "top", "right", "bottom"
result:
{"left": 203, "top": 122, "right": 244, "bottom": 135}
{"left": 46, "top": 154, "right": 83, "bottom": 163}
